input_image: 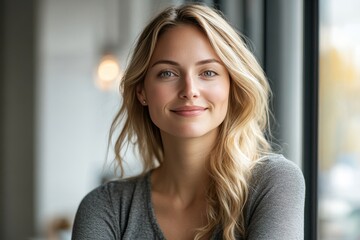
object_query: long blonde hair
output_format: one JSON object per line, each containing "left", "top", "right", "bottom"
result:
{"left": 109, "top": 3, "right": 272, "bottom": 239}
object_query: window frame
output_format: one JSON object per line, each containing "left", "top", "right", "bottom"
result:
{"left": 302, "top": 0, "right": 319, "bottom": 239}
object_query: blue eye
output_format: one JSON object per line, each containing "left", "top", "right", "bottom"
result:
{"left": 159, "top": 71, "right": 176, "bottom": 78}
{"left": 201, "top": 70, "right": 217, "bottom": 77}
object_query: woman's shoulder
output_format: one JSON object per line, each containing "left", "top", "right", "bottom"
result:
{"left": 248, "top": 154, "right": 306, "bottom": 201}
{"left": 244, "top": 154, "right": 306, "bottom": 238}
{"left": 251, "top": 154, "right": 304, "bottom": 184}
{"left": 72, "top": 173, "right": 152, "bottom": 239}
{"left": 80, "top": 173, "right": 149, "bottom": 206}
{"left": 74, "top": 173, "right": 149, "bottom": 221}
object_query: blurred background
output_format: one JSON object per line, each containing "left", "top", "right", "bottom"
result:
{"left": 0, "top": 0, "right": 359, "bottom": 239}
{"left": 318, "top": 0, "right": 360, "bottom": 239}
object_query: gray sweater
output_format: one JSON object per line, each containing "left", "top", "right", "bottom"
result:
{"left": 72, "top": 155, "right": 305, "bottom": 239}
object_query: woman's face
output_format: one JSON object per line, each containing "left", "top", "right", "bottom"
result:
{"left": 139, "top": 24, "right": 230, "bottom": 139}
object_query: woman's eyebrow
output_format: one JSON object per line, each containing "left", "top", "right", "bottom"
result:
{"left": 151, "top": 58, "right": 221, "bottom": 68}
{"left": 195, "top": 59, "right": 221, "bottom": 66}
{"left": 151, "top": 60, "right": 180, "bottom": 67}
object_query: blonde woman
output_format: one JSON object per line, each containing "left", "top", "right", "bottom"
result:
{"left": 72, "top": 3, "right": 305, "bottom": 240}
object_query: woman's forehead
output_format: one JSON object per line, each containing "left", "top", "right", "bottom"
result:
{"left": 149, "top": 24, "right": 221, "bottom": 65}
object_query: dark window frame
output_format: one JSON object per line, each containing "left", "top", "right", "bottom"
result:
{"left": 302, "top": 0, "right": 319, "bottom": 239}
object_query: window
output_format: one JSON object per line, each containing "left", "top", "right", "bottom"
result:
{"left": 318, "top": 0, "right": 360, "bottom": 239}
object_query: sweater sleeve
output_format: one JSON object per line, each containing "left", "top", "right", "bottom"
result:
{"left": 71, "top": 183, "right": 120, "bottom": 240}
{"left": 245, "top": 156, "right": 306, "bottom": 240}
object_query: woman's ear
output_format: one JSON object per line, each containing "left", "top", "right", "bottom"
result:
{"left": 136, "top": 84, "right": 147, "bottom": 105}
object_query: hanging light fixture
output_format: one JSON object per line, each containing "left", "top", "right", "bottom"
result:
{"left": 95, "top": 54, "right": 122, "bottom": 91}
{"left": 95, "top": 0, "right": 124, "bottom": 91}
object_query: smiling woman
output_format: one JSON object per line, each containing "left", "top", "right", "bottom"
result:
{"left": 72, "top": 3, "right": 305, "bottom": 240}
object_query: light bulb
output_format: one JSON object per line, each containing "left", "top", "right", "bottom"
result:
{"left": 97, "top": 56, "right": 120, "bottom": 81}
{"left": 96, "top": 55, "right": 122, "bottom": 91}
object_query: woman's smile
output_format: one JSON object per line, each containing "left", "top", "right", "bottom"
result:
{"left": 170, "top": 105, "right": 208, "bottom": 117}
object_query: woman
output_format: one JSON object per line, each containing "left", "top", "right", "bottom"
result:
{"left": 72, "top": 3, "right": 305, "bottom": 240}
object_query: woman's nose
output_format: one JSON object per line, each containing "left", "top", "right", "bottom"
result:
{"left": 178, "top": 74, "right": 200, "bottom": 100}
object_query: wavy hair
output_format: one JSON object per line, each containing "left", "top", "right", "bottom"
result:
{"left": 109, "top": 3, "right": 272, "bottom": 239}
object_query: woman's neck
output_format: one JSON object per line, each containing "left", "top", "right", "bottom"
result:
{"left": 151, "top": 128, "right": 218, "bottom": 206}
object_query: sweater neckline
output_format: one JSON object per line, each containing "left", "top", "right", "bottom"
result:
{"left": 143, "top": 171, "right": 219, "bottom": 240}
{"left": 145, "top": 171, "right": 167, "bottom": 240}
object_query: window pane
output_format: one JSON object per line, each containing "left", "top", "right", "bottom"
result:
{"left": 319, "top": 0, "right": 360, "bottom": 239}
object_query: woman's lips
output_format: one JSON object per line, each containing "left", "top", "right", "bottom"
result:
{"left": 170, "top": 106, "right": 207, "bottom": 117}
